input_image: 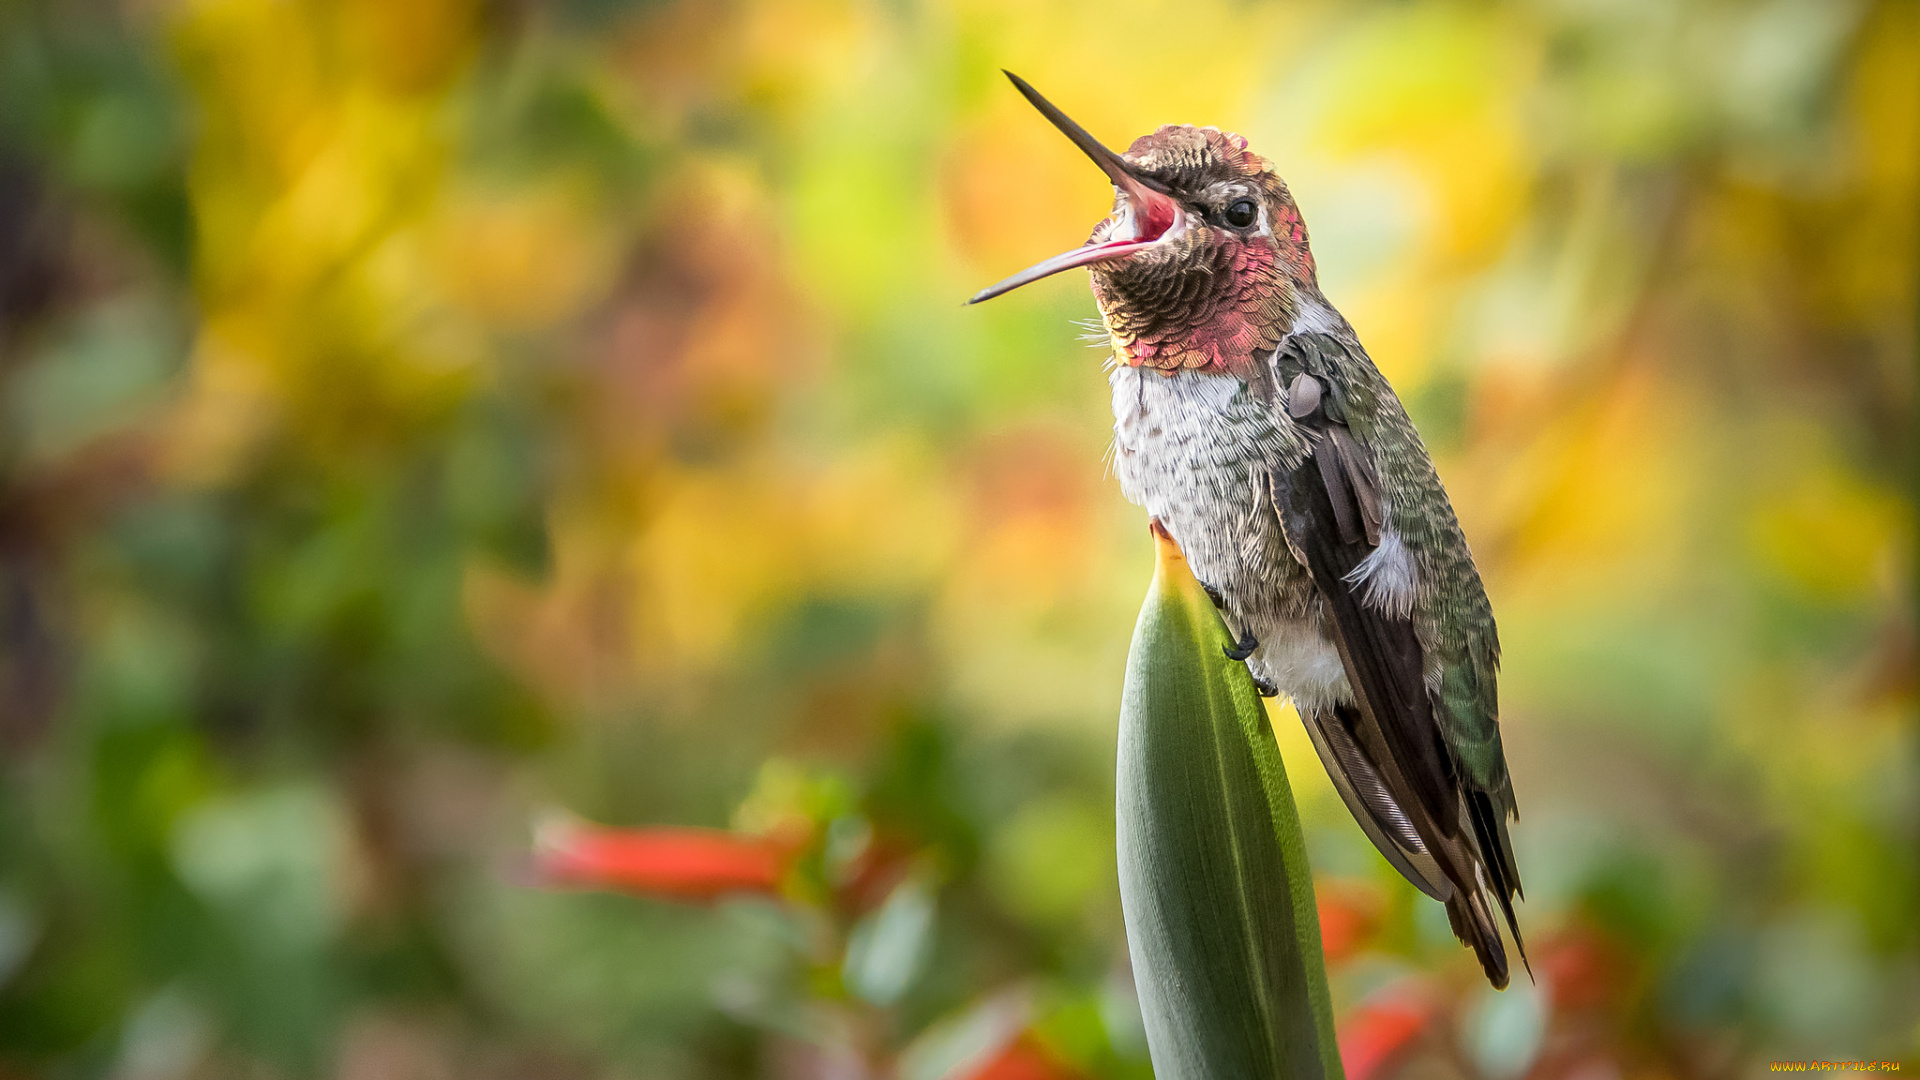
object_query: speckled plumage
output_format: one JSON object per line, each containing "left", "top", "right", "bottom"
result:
{"left": 1089, "top": 127, "right": 1308, "bottom": 379}
{"left": 970, "top": 79, "right": 1526, "bottom": 988}
{"left": 1099, "top": 128, "right": 1524, "bottom": 987}
{"left": 1109, "top": 292, "right": 1525, "bottom": 987}
{"left": 1110, "top": 314, "right": 1507, "bottom": 789}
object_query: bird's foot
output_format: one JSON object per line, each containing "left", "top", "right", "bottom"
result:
{"left": 1250, "top": 673, "right": 1280, "bottom": 698}
{"left": 1200, "top": 581, "right": 1227, "bottom": 610}
{"left": 1223, "top": 629, "right": 1258, "bottom": 662}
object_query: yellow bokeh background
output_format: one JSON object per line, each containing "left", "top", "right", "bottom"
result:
{"left": 0, "top": 0, "right": 1911, "bottom": 1076}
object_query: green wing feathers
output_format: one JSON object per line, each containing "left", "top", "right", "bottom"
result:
{"left": 1271, "top": 331, "right": 1526, "bottom": 985}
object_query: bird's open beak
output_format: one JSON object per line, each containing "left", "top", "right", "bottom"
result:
{"left": 966, "top": 72, "right": 1184, "bottom": 305}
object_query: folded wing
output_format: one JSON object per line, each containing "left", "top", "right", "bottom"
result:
{"left": 1268, "top": 371, "right": 1523, "bottom": 988}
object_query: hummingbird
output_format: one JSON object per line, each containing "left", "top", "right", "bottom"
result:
{"left": 968, "top": 73, "right": 1525, "bottom": 988}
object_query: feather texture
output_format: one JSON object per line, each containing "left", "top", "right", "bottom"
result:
{"left": 1107, "top": 312, "right": 1524, "bottom": 989}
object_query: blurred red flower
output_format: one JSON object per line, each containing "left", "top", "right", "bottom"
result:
{"left": 1340, "top": 985, "right": 1436, "bottom": 1080}
{"left": 962, "top": 1035, "right": 1088, "bottom": 1080}
{"left": 534, "top": 820, "right": 791, "bottom": 902}
{"left": 1314, "top": 878, "right": 1383, "bottom": 962}
{"left": 1541, "top": 925, "right": 1627, "bottom": 1013}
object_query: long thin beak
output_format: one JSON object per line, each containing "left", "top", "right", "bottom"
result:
{"left": 967, "top": 72, "right": 1182, "bottom": 305}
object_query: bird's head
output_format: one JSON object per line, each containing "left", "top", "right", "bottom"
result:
{"left": 969, "top": 73, "right": 1316, "bottom": 379}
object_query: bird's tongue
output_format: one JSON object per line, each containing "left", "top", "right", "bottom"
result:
{"left": 1127, "top": 190, "right": 1178, "bottom": 245}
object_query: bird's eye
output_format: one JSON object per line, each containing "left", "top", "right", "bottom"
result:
{"left": 1224, "top": 199, "right": 1258, "bottom": 228}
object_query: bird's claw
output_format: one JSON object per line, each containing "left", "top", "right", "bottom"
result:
{"left": 1200, "top": 582, "right": 1227, "bottom": 610}
{"left": 1251, "top": 674, "right": 1280, "bottom": 698}
{"left": 1223, "top": 630, "right": 1258, "bottom": 662}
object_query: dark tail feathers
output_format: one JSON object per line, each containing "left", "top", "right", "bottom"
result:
{"left": 1446, "top": 888, "right": 1511, "bottom": 989}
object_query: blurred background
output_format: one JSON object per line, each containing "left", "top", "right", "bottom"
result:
{"left": 0, "top": 0, "right": 1913, "bottom": 1077}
